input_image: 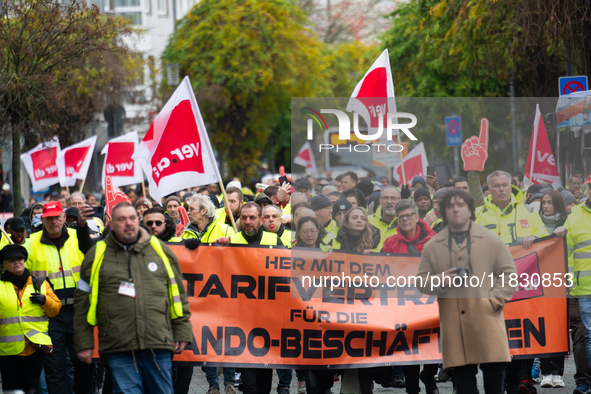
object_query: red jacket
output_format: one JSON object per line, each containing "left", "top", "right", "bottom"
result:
{"left": 383, "top": 219, "right": 436, "bottom": 254}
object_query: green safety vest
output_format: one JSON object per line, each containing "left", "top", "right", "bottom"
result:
{"left": 368, "top": 206, "right": 398, "bottom": 246}
{"left": 25, "top": 228, "right": 84, "bottom": 291}
{"left": 86, "top": 236, "right": 183, "bottom": 326}
{"left": 566, "top": 204, "right": 591, "bottom": 296}
{"left": 230, "top": 231, "right": 279, "bottom": 246}
{"left": 182, "top": 220, "right": 235, "bottom": 243}
{"left": 475, "top": 191, "right": 548, "bottom": 244}
{"left": 0, "top": 279, "right": 51, "bottom": 355}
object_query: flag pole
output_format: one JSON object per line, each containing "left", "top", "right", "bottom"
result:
{"left": 219, "top": 181, "right": 238, "bottom": 233}
{"left": 529, "top": 104, "right": 540, "bottom": 187}
{"left": 396, "top": 134, "right": 407, "bottom": 186}
{"left": 66, "top": 186, "right": 70, "bottom": 195}
{"left": 141, "top": 182, "right": 146, "bottom": 199}
{"left": 0, "top": 226, "right": 14, "bottom": 245}
{"left": 79, "top": 179, "right": 86, "bottom": 193}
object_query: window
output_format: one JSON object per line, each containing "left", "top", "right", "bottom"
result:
{"left": 116, "top": 0, "right": 140, "bottom": 6}
{"left": 157, "top": 0, "right": 167, "bottom": 14}
{"left": 116, "top": 12, "right": 142, "bottom": 25}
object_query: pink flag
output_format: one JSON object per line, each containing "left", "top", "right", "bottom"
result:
{"left": 133, "top": 76, "right": 221, "bottom": 201}
{"left": 20, "top": 137, "right": 61, "bottom": 192}
{"left": 524, "top": 104, "right": 561, "bottom": 189}
{"left": 393, "top": 142, "right": 429, "bottom": 186}
{"left": 101, "top": 131, "right": 144, "bottom": 189}
{"left": 57, "top": 136, "right": 97, "bottom": 187}
{"left": 293, "top": 142, "right": 318, "bottom": 175}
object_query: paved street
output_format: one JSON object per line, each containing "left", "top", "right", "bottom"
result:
{"left": 0, "top": 354, "right": 579, "bottom": 393}
{"left": 179, "top": 355, "right": 579, "bottom": 394}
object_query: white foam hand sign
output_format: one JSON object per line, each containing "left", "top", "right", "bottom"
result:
{"left": 461, "top": 118, "right": 489, "bottom": 172}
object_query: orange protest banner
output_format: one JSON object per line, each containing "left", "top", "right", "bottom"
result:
{"left": 167, "top": 236, "right": 568, "bottom": 368}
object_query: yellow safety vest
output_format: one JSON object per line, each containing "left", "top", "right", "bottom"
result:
{"left": 25, "top": 228, "right": 84, "bottom": 291}
{"left": 279, "top": 229, "right": 293, "bottom": 249}
{"left": 566, "top": 204, "right": 591, "bottom": 296}
{"left": 321, "top": 220, "right": 338, "bottom": 244}
{"left": 86, "top": 236, "right": 183, "bottom": 326}
{"left": 182, "top": 220, "right": 235, "bottom": 242}
{"left": 0, "top": 279, "right": 51, "bottom": 355}
{"left": 368, "top": 206, "right": 398, "bottom": 246}
{"left": 283, "top": 203, "right": 291, "bottom": 216}
{"left": 475, "top": 191, "right": 548, "bottom": 244}
{"left": 230, "top": 231, "right": 278, "bottom": 246}
{"left": 0, "top": 233, "right": 10, "bottom": 249}
{"left": 215, "top": 207, "right": 229, "bottom": 225}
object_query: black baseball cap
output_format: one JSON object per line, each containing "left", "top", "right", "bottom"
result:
{"left": 10, "top": 217, "right": 26, "bottom": 231}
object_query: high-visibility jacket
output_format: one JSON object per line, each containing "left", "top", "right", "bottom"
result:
{"left": 86, "top": 236, "right": 183, "bottom": 326}
{"left": 474, "top": 188, "right": 548, "bottom": 244}
{"left": 0, "top": 233, "right": 10, "bottom": 249}
{"left": 283, "top": 203, "right": 291, "bottom": 216}
{"left": 368, "top": 206, "right": 398, "bottom": 247}
{"left": 182, "top": 220, "right": 235, "bottom": 242}
{"left": 278, "top": 228, "right": 293, "bottom": 249}
{"left": 566, "top": 204, "right": 591, "bottom": 296}
{"left": 230, "top": 231, "right": 279, "bottom": 246}
{"left": 0, "top": 279, "right": 51, "bottom": 355}
{"left": 25, "top": 227, "right": 84, "bottom": 291}
{"left": 322, "top": 220, "right": 338, "bottom": 244}
{"left": 215, "top": 207, "right": 239, "bottom": 227}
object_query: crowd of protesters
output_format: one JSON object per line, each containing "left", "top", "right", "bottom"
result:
{"left": 0, "top": 164, "right": 590, "bottom": 394}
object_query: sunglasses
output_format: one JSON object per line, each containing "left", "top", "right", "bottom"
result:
{"left": 145, "top": 220, "right": 163, "bottom": 227}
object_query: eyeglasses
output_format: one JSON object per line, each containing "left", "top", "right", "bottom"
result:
{"left": 145, "top": 220, "right": 163, "bottom": 227}
{"left": 380, "top": 196, "right": 400, "bottom": 202}
{"left": 398, "top": 213, "right": 416, "bottom": 221}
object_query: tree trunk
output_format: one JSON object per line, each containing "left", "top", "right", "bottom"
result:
{"left": 12, "top": 123, "right": 22, "bottom": 216}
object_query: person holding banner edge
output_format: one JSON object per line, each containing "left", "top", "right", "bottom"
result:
{"left": 216, "top": 202, "right": 284, "bottom": 394}
{"left": 24, "top": 201, "right": 96, "bottom": 394}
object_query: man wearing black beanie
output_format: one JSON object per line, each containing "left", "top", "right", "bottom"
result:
{"left": 311, "top": 194, "right": 337, "bottom": 241}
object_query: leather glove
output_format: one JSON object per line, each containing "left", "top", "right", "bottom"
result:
{"left": 30, "top": 292, "right": 46, "bottom": 305}
{"left": 184, "top": 239, "right": 201, "bottom": 250}
{"left": 400, "top": 185, "right": 410, "bottom": 199}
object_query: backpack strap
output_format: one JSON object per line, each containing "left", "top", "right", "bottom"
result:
{"left": 32, "top": 276, "right": 48, "bottom": 293}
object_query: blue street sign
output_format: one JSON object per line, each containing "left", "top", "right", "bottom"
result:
{"left": 559, "top": 76, "right": 588, "bottom": 96}
{"left": 446, "top": 116, "right": 462, "bottom": 147}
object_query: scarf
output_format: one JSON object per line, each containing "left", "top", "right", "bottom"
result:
{"left": 1, "top": 268, "right": 31, "bottom": 290}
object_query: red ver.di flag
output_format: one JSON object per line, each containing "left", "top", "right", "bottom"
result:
{"left": 524, "top": 104, "right": 561, "bottom": 189}
{"left": 101, "top": 131, "right": 144, "bottom": 189}
{"left": 393, "top": 142, "right": 429, "bottom": 186}
{"left": 293, "top": 142, "right": 318, "bottom": 175}
{"left": 133, "top": 76, "right": 221, "bottom": 202}
{"left": 346, "top": 49, "right": 396, "bottom": 136}
{"left": 20, "top": 137, "right": 61, "bottom": 192}
{"left": 56, "top": 136, "right": 97, "bottom": 187}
